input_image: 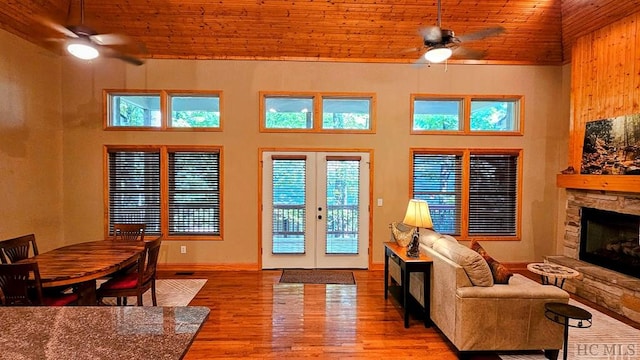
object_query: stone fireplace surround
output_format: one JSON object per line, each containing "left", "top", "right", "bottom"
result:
{"left": 547, "top": 189, "right": 640, "bottom": 323}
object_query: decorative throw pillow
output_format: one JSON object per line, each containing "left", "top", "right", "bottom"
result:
{"left": 470, "top": 240, "right": 514, "bottom": 284}
{"left": 433, "top": 239, "right": 494, "bottom": 287}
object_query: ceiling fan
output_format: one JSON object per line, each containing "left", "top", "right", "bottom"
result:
{"left": 37, "top": 0, "right": 144, "bottom": 66}
{"left": 414, "top": 0, "right": 505, "bottom": 64}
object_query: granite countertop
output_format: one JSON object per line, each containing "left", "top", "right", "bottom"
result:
{"left": 0, "top": 306, "right": 210, "bottom": 360}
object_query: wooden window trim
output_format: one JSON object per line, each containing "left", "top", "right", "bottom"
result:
{"left": 409, "top": 148, "right": 522, "bottom": 241}
{"left": 103, "top": 89, "right": 223, "bottom": 131}
{"left": 260, "top": 91, "right": 376, "bottom": 134}
{"left": 410, "top": 94, "right": 524, "bottom": 136}
{"left": 103, "top": 145, "right": 224, "bottom": 241}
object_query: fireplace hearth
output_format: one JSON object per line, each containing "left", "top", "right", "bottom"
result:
{"left": 580, "top": 207, "right": 640, "bottom": 279}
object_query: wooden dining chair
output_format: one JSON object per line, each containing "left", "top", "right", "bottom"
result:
{"left": 97, "top": 237, "right": 162, "bottom": 306}
{"left": 0, "top": 233, "right": 39, "bottom": 264}
{"left": 112, "top": 224, "right": 146, "bottom": 241}
{"left": 0, "top": 262, "right": 78, "bottom": 306}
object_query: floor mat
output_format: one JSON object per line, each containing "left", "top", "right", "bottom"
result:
{"left": 279, "top": 269, "right": 355, "bottom": 284}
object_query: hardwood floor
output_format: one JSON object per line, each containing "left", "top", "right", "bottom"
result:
{"left": 159, "top": 270, "right": 463, "bottom": 359}
{"left": 157, "top": 269, "right": 639, "bottom": 360}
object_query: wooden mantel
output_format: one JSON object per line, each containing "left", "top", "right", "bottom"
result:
{"left": 556, "top": 174, "right": 640, "bottom": 193}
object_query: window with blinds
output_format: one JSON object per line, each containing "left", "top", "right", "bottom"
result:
{"left": 412, "top": 150, "right": 520, "bottom": 239}
{"left": 271, "top": 158, "right": 306, "bottom": 254}
{"left": 412, "top": 153, "right": 462, "bottom": 235}
{"left": 168, "top": 151, "right": 221, "bottom": 236}
{"left": 107, "top": 146, "right": 222, "bottom": 239}
{"left": 469, "top": 154, "right": 518, "bottom": 235}
{"left": 108, "top": 151, "right": 161, "bottom": 234}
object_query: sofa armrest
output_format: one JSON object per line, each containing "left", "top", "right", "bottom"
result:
{"left": 454, "top": 274, "right": 569, "bottom": 351}
{"left": 457, "top": 274, "right": 570, "bottom": 299}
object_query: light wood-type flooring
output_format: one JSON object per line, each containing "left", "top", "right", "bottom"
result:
{"left": 157, "top": 270, "right": 639, "bottom": 360}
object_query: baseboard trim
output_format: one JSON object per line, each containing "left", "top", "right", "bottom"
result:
{"left": 158, "top": 263, "right": 260, "bottom": 271}
{"left": 159, "top": 263, "right": 383, "bottom": 271}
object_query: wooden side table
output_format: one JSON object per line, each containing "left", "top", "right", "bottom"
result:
{"left": 384, "top": 241, "right": 433, "bottom": 328}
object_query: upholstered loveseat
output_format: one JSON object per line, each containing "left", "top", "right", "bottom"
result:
{"left": 389, "top": 229, "right": 569, "bottom": 359}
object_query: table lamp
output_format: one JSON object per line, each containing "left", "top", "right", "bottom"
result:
{"left": 402, "top": 199, "right": 433, "bottom": 258}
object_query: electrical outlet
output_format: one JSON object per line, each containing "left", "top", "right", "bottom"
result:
{"left": 180, "top": 245, "right": 187, "bottom": 254}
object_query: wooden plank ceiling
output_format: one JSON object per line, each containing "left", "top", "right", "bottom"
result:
{"left": 0, "top": 0, "right": 639, "bottom": 65}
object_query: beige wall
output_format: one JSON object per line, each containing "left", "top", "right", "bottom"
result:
{"left": 58, "top": 57, "right": 570, "bottom": 267}
{"left": 0, "top": 28, "right": 571, "bottom": 267}
{"left": 0, "top": 31, "right": 65, "bottom": 252}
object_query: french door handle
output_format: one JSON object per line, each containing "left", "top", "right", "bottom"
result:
{"left": 318, "top": 207, "right": 323, "bottom": 211}
{"left": 318, "top": 215, "right": 323, "bottom": 220}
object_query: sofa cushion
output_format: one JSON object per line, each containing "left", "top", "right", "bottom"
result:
{"left": 418, "top": 228, "right": 442, "bottom": 248}
{"left": 470, "top": 240, "right": 514, "bottom": 284}
{"left": 433, "top": 239, "right": 494, "bottom": 287}
{"left": 440, "top": 234, "right": 458, "bottom": 243}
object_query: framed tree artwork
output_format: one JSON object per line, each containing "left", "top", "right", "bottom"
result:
{"left": 581, "top": 114, "right": 640, "bottom": 175}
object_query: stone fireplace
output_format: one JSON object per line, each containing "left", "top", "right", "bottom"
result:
{"left": 548, "top": 189, "right": 640, "bottom": 323}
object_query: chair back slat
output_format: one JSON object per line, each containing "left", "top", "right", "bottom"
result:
{"left": 0, "top": 261, "right": 43, "bottom": 306}
{"left": 142, "top": 238, "right": 162, "bottom": 282}
{"left": 0, "top": 234, "right": 39, "bottom": 264}
{"left": 112, "top": 224, "right": 146, "bottom": 241}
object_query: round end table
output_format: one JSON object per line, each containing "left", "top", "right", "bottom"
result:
{"left": 527, "top": 262, "right": 579, "bottom": 288}
{"left": 544, "top": 302, "right": 592, "bottom": 360}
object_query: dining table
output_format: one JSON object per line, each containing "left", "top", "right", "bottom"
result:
{"left": 24, "top": 239, "right": 149, "bottom": 305}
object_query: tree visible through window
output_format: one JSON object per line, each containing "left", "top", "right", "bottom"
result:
{"left": 411, "top": 95, "right": 522, "bottom": 134}
{"left": 170, "top": 95, "right": 221, "bottom": 128}
{"left": 261, "top": 93, "right": 374, "bottom": 132}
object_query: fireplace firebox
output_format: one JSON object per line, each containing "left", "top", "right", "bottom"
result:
{"left": 579, "top": 207, "right": 640, "bottom": 279}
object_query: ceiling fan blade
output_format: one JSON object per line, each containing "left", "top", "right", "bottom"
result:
{"left": 419, "top": 26, "right": 442, "bottom": 43}
{"left": 457, "top": 26, "right": 505, "bottom": 42}
{"left": 34, "top": 15, "right": 78, "bottom": 38}
{"left": 90, "top": 33, "right": 131, "bottom": 46}
{"left": 100, "top": 47, "right": 145, "bottom": 66}
{"left": 402, "top": 46, "right": 424, "bottom": 53}
{"left": 452, "top": 46, "right": 486, "bottom": 59}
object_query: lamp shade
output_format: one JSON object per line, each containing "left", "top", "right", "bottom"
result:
{"left": 403, "top": 199, "right": 434, "bottom": 229}
{"left": 424, "top": 46, "right": 452, "bottom": 63}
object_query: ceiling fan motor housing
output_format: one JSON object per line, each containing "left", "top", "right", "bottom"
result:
{"left": 424, "top": 28, "right": 456, "bottom": 47}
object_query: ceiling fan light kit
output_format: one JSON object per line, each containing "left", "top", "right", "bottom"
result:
{"left": 424, "top": 46, "right": 452, "bottom": 63}
{"left": 413, "top": 0, "right": 504, "bottom": 66}
{"left": 38, "top": 0, "right": 143, "bottom": 65}
{"left": 66, "top": 41, "right": 99, "bottom": 60}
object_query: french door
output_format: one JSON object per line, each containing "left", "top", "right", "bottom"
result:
{"left": 261, "top": 151, "right": 370, "bottom": 269}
